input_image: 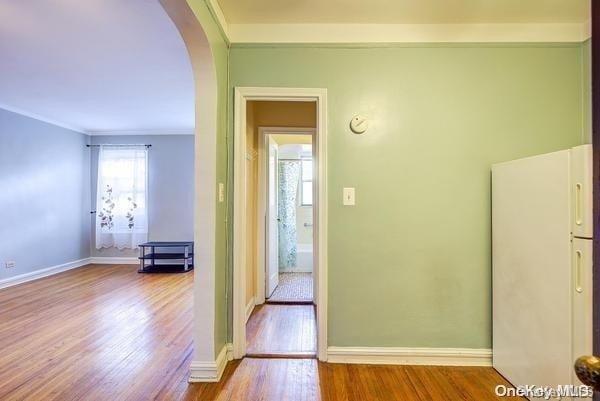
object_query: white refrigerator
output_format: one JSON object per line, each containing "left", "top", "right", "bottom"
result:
{"left": 492, "top": 144, "right": 593, "bottom": 392}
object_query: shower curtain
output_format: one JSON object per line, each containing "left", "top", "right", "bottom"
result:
{"left": 278, "top": 160, "right": 301, "bottom": 269}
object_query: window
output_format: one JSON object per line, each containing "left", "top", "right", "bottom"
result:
{"left": 301, "top": 158, "right": 313, "bottom": 206}
{"left": 95, "top": 146, "right": 148, "bottom": 250}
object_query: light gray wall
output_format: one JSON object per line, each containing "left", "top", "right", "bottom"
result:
{"left": 90, "top": 135, "right": 194, "bottom": 257}
{"left": 0, "top": 109, "right": 91, "bottom": 280}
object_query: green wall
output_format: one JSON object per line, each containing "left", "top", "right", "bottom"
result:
{"left": 230, "top": 43, "right": 586, "bottom": 348}
{"left": 185, "top": 0, "right": 230, "bottom": 355}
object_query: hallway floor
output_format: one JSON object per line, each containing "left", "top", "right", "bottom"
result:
{"left": 246, "top": 304, "right": 317, "bottom": 356}
{"left": 268, "top": 272, "right": 313, "bottom": 302}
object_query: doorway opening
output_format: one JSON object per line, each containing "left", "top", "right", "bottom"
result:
{"left": 264, "top": 133, "right": 314, "bottom": 304}
{"left": 233, "top": 88, "right": 328, "bottom": 360}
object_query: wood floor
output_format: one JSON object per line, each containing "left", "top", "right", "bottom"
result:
{"left": 180, "top": 359, "right": 522, "bottom": 401}
{"left": 0, "top": 264, "right": 521, "bottom": 400}
{"left": 246, "top": 304, "right": 317, "bottom": 356}
{"left": 0, "top": 264, "right": 195, "bottom": 401}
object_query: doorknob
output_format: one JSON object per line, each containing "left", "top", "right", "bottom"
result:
{"left": 575, "top": 355, "right": 600, "bottom": 390}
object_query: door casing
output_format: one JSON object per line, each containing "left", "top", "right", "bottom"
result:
{"left": 232, "top": 87, "right": 328, "bottom": 360}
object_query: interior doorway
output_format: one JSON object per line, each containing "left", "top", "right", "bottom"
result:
{"left": 232, "top": 88, "right": 328, "bottom": 360}
{"left": 263, "top": 132, "right": 315, "bottom": 304}
{"left": 246, "top": 129, "right": 316, "bottom": 357}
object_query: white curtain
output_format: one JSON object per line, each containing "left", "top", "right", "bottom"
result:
{"left": 95, "top": 146, "right": 148, "bottom": 250}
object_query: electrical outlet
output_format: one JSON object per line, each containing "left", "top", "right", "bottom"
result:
{"left": 5, "top": 261, "right": 16, "bottom": 269}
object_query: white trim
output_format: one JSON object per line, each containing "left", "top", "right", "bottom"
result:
{"left": 89, "top": 257, "right": 139, "bottom": 265}
{"left": 189, "top": 344, "right": 230, "bottom": 383}
{"left": 327, "top": 347, "right": 492, "bottom": 367}
{"left": 87, "top": 129, "right": 194, "bottom": 136}
{"left": 256, "top": 126, "right": 316, "bottom": 305}
{"left": 582, "top": 19, "right": 591, "bottom": 41}
{"left": 229, "top": 22, "right": 590, "bottom": 44}
{"left": 206, "top": 0, "right": 230, "bottom": 40}
{"left": 233, "top": 87, "right": 328, "bottom": 361}
{"left": 232, "top": 88, "right": 248, "bottom": 359}
{"left": 245, "top": 297, "right": 255, "bottom": 323}
{"left": 0, "top": 258, "right": 91, "bottom": 290}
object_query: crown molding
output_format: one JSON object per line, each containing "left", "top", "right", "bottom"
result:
{"left": 205, "top": 0, "right": 230, "bottom": 44}
{"left": 228, "top": 22, "right": 590, "bottom": 44}
{"left": 87, "top": 129, "right": 194, "bottom": 136}
{"left": 0, "top": 104, "right": 86, "bottom": 134}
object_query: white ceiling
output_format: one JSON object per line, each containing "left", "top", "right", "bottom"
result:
{"left": 217, "top": 0, "right": 589, "bottom": 24}
{"left": 0, "top": 0, "right": 194, "bottom": 134}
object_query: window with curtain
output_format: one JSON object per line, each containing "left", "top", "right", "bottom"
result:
{"left": 95, "top": 145, "right": 148, "bottom": 250}
{"left": 301, "top": 158, "right": 313, "bottom": 206}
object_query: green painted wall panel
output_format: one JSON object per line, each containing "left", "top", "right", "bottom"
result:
{"left": 230, "top": 44, "right": 585, "bottom": 348}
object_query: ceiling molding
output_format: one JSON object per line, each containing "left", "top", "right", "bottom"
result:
{"left": 0, "top": 104, "right": 86, "bottom": 134}
{"left": 87, "top": 129, "right": 195, "bottom": 136}
{"left": 205, "top": 0, "right": 230, "bottom": 43}
{"left": 228, "top": 22, "right": 590, "bottom": 44}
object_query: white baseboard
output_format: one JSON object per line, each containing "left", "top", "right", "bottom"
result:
{"left": 189, "top": 343, "right": 232, "bottom": 383}
{"left": 245, "top": 297, "right": 255, "bottom": 322}
{"left": 327, "top": 347, "right": 492, "bottom": 367}
{"left": 0, "top": 258, "right": 91, "bottom": 290}
{"left": 226, "top": 343, "right": 234, "bottom": 360}
{"left": 89, "top": 257, "right": 138, "bottom": 265}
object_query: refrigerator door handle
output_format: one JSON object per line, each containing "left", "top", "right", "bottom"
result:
{"left": 575, "top": 183, "right": 583, "bottom": 226}
{"left": 575, "top": 249, "right": 583, "bottom": 293}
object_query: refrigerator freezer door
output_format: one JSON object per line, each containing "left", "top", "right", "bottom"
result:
{"left": 492, "top": 149, "right": 572, "bottom": 389}
{"left": 571, "top": 144, "right": 593, "bottom": 238}
{"left": 572, "top": 237, "right": 593, "bottom": 385}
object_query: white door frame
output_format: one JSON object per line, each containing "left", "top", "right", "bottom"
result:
{"left": 256, "top": 127, "right": 317, "bottom": 305}
{"left": 233, "top": 87, "right": 328, "bottom": 361}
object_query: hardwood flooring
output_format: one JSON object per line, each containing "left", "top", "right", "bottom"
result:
{"left": 246, "top": 304, "right": 317, "bottom": 356}
{"left": 179, "top": 359, "right": 522, "bottom": 401}
{"left": 0, "top": 264, "right": 195, "bottom": 401}
{"left": 0, "top": 264, "right": 521, "bottom": 400}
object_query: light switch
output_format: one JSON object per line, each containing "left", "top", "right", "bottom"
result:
{"left": 343, "top": 187, "right": 355, "bottom": 206}
{"left": 218, "top": 183, "right": 225, "bottom": 202}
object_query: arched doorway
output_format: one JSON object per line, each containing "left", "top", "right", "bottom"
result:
{"left": 159, "top": 0, "right": 224, "bottom": 381}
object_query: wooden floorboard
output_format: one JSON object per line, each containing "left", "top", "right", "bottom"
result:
{"left": 246, "top": 304, "right": 317, "bottom": 355}
{"left": 0, "top": 264, "right": 194, "bottom": 401}
{"left": 0, "top": 264, "right": 521, "bottom": 400}
{"left": 179, "top": 359, "right": 522, "bottom": 401}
